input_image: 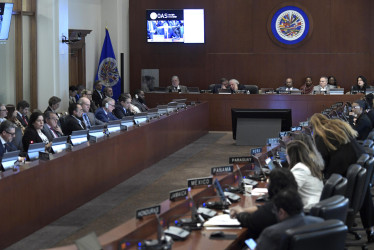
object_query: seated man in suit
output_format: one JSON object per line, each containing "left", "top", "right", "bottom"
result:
{"left": 349, "top": 100, "right": 373, "bottom": 140}
{"left": 256, "top": 189, "right": 323, "bottom": 250}
{"left": 277, "top": 78, "right": 299, "bottom": 92}
{"left": 313, "top": 76, "right": 333, "bottom": 94}
{"left": 0, "top": 103, "right": 8, "bottom": 123}
{"left": 16, "top": 100, "right": 30, "bottom": 127}
{"left": 78, "top": 97, "right": 104, "bottom": 128}
{"left": 166, "top": 76, "right": 188, "bottom": 93}
{"left": 92, "top": 81, "right": 105, "bottom": 108}
{"left": 68, "top": 86, "right": 78, "bottom": 104}
{"left": 229, "top": 79, "right": 246, "bottom": 93}
{"left": 0, "top": 120, "right": 18, "bottom": 159}
{"left": 95, "top": 97, "right": 118, "bottom": 123}
{"left": 212, "top": 78, "right": 229, "bottom": 94}
{"left": 132, "top": 89, "right": 149, "bottom": 112}
{"left": 44, "top": 96, "right": 61, "bottom": 116}
{"left": 113, "top": 95, "right": 135, "bottom": 119}
{"left": 42, "top": 111, "right": 63, "bottom": 141}
{"left": 104, "top": 86, "right": 113, "bottom": 99}
{"left": 63, "top": 103, "right": 85, "bottom": 135}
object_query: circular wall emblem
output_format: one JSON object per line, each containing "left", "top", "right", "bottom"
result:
{"left": 271, "top": 6, "right": 310, "bottom": 45}
{"left": 150, "top": 12, "right": 157, "bottom": 20}
{"left": 98, "top": 58, "right": 120, "bottom": 87}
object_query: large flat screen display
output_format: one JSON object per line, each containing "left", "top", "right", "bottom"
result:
{"left": 0, "top": 3, "right": 13, "bottom": 41}
{"left": 146, "top": 9, "right": 204, "bottom": 43}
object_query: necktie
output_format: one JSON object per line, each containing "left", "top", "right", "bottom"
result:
{"left": 50, "top": 128, "right": 58, "bottom": 138}
{"left": 83, "top": 113, "right": 91, "bottom": 128}
{"left": 22, "top": 115, "right": 28, "bottom": 125}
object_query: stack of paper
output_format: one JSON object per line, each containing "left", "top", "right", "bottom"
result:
{"left": 203, "top": 214, "right": 241, "bottom": 227}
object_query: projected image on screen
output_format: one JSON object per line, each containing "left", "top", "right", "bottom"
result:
{"left": 0, "top": 3, "right": 13, "bottom": 41}
{"left": 146, "top": 9, "right": 204, "bottom": 44}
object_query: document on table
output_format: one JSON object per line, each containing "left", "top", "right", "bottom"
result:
{"left": 203, "top": 214, "right": 241, "bottom": 227}
{"left": 251, "top": 188, "right": 268, "bottom": 196}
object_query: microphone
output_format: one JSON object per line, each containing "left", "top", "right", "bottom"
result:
{"left": 139, "top": 214, "right": 173, "bottom": 250}
{"left": 175, "top": 192, "right": 205, "bottom": 230}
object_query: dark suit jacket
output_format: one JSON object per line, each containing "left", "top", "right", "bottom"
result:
{"left": 0, "top": 140, "right": 18, "bottom": 159}
{"left": 256, "top": 214, "right": 324, "bottom": 250}
{"left": 132, "top": 99, "right": 148, "bottom": 112}
{"left": 87, "top": 112, "right": 105, "bottom": 126}
{"left": 22, "top": 126, "right": 44, "bottom": 152}
{"left": 16, "top": 113, "right": 29, "bottom": 127}
{"left": 350, "top": 113, "right": 373, "bottom": 140}
{"left": 63, "top": 115, "right": 85, "bottom": 136}
{"left": 92, "top": 89, "right": 104, "bottom": 108}
{"left": 166, "top": 85, "right": 188, "bottom": 93}
{"left": 113, "top": 105, "right": 134, "bottom": 119}
{"left": 95, "top": 108, "right": 118, "bottom": 123}
{"left": 42, "top": 124, "right": 63, "bottom": 142}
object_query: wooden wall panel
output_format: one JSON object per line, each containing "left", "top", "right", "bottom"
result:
{"left": 129, "top": 0, "right": 374, "bottom": 92}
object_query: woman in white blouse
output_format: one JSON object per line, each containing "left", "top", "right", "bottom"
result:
{"left": 286, "top": 140, "right": 324, "bottom": 209}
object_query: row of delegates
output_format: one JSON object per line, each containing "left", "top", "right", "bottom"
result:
{"left": 310, "top": 113, "right": 374, "bottom": 241}
{"left": 255, "top": 189, "right": 324, "bottom": 250}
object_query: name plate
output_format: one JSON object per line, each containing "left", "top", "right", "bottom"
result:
{"left": 291, "top": 126, "right": 302, "bottom": 132}
{"left": 169, "top": 188, "right": 188, "bottom": 201}
{"left": 279, "top": 131, "right": 290, "bottom": 137}
{"left": 299, "top": 121, "right": 309, "bottom": 127}
{"left": 187, "top": 177, "right": 213, "bottom": 187}
{"left": 136, "top": 205, "right": 161, "bottom": 219}
{"left": 211, "top": 166, "right": 233, "bottom": 175}
{"left": 267, "top": 137, "right": 280, "bottom": 145}
{"left": 250, "top": 147, "right": 262, "bottom": 156}
{"left": 229, "top": 156, "right": 252, "bottom": 163}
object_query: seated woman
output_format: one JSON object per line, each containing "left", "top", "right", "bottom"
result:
{"left": 310, "top": 113, "right": 374, "bottom": 241}
{"left": 351, "top": 75, "right": 369, "bottom": 94}
{"left": 286, "top": 140, "right": 324, "bottom": 209}
{"left": 229, "top": 168, "right": 298, "bottom": 239}
{"left": 22, "top": 111, "right": 50, "bottom": 152}
{"left": 328, "top": 76, "right": 338, "bottom": 87}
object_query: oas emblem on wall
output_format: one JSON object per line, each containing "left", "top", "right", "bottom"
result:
{"left": 98, "top": 57, "right": 120, "bottom": 87}
{"left": 269, "top": 5, "right": 311, "bottom": 46}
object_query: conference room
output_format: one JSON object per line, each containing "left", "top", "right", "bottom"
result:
{"left": 1, "top": 0, "right": 374, "bottom": 249}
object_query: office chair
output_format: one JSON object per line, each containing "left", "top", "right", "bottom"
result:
{"left": 244, "top": 85, "right": 259, "bottom": 94}
{"left": 310, "top": 195, "right": 349, "bottom": 223}
{"left": 281, "top": 219, "right": 347, "bottom": 250}
{"left": 344, "top": 164, "right": 367, "bottom": 249}
{"left": 361, "top": 139, "right": 374, "bottom": 148}
{"left": 59, "top": 115, "right": 68, "bottom": 136}
{"left": 319, "top": 174, "right": 348, "bottom": 201}
{"left": 208, "top": 84, "right": 216, "bottom": 91}
{"left": 367, "top": 130, "right": 374, "bottom": 141}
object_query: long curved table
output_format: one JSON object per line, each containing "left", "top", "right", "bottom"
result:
{"left": 145, "top": 93, "right": 360, "bottom": 130}
{"left": 0, "top": 102, "right": 209, "bottom": 249}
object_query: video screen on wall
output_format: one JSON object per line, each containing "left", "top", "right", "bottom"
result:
{"left": 0, "top": 3, "right": 13, "bottom": 41}
{"left": 146, "top": 9, "right": 204, "bottom": 43}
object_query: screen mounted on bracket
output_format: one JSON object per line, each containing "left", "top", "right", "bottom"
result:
{"left": 146, "top": 9, "right": 204, "bottom": 43}
{"left": 0, "top": 3, "right": 14, "bottom": 41}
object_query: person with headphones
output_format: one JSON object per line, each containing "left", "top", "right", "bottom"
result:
{"left": 94, "top": 97, "right": 118, "bottom": 123}
{"left": 132, "top": 89, "right": 149, "bottom": 112}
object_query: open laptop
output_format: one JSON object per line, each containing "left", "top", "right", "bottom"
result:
{"left": 28, "top": 142, "right": 45, "bottom": 161}
{"left": 70, "top": 130, "right": 88, "bottom": 146}
{"left": 1, "top": 150, "right": 20, "bottom": 171}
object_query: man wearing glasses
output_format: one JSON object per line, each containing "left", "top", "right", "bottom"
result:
{"left": 63, "top": 103, "right": 86, "bottom": 136}
{"left": 0, "top": 104, "right": 8, "bottom": 123}
{"left": 349, "top": 100, "right": 372, "bottom": 140}
{"left": 0, "top": 120, "right": 18, "bottom": 159}
{"left": 42, "top": 111, "right": 64, "bottom": 141}
{"left": 95, "top": 97, "right": 118, "bottom": 123}
{"left": 78, "top": 97, "right": 104, "bottom": 128}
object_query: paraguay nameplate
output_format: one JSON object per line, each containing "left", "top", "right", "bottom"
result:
{"left": 169, "top": 188, "right": 188, "bottom": 201}
{"left": 229, "top": 156, "right": 252, "bottom": 163}
{"left": 187, "top": 177, "right": 213, "bottom": 187}
{"left": 211, "top": 166, "right": 234, "bottom": 175}
{"left": 136, "top": 205, "right": 161, "bottom": 219}
{"left": 250, "top": 147, "right": 262, "bottom": 156}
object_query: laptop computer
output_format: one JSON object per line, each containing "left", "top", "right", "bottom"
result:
{"left": 1, "top": 150, "right": 20, "bottom": 171}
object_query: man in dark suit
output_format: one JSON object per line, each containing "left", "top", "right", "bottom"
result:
{"left": 256, "top": 189, "right": 323, "bottom": 250}
{"left": 349, "top": 100, "right": 373, "bottom": 140}
{"left": 78, "top": 97, "right": 105, "bottom": 128}
{"left": 277, "top": 78, "right": 299, "bottom": 92}
{"left": 113, "top": 95, "right": 134, "bottom": 119}
{"left": 0, "top": 104, "right": 8, "bottom": 123}
{"left": 132, "top": 89, "right": 149, "bottom": 112}
{"left": 42, "top": 111, "right": 63, "bottom": 142}
{"left": 16, "top": 100, "right": 30, "bottom": 127}
{"left": 212, "top": 78, "right": 229, "bottom": 94}
{"left": 92, "top": 81, "right": 105, "bottom": 108}
{"left": 0, "top": 120, "right": 18, "bottom": 159}
{"left": 44, "top": 96, "right": 62, "bottom": 116}
{"left": 229, "top": 79, "right": 247, "bottom": 93}
{"left": 63, "top": 103, "right": 86, "bottom": 136}
{"left": 95, "top": 98, "right": 118, "bottom": 123}
{"left": 166, "top": 75, "right": 188, "bottom": 93}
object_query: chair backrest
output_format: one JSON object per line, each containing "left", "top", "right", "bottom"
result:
{"left": 364, "top": 147, "right": 374, "bottom": 156}
{"left": 320, "top": 174, "right": 348, "bottom": 200}
{"left": 349, "top": 165, "right": 367, "bottom": 213}
{"left": 282, "top": 219, "right": 347, "bottom": 250}
{"left": 310, "top": 195, "right": 349, "bottom": 223}
{"left": 367, "top": 130, "right": 374, "bottom": 140}
{"left": 362, "top": 139, "right": 374, "bottom": 148}
{"left": 244, "top": 85, "right": 259, "bottom": 94}
{"left": 345, "top": 164, "right": 362, "bottom": 200}
{"left": 209, "top": 84, "right": 216, "bottom": 91}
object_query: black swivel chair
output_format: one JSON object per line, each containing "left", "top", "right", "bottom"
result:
{"left": 360, "top": 139, "right": 374, "bottom": 148}
{"left": 367, "top": 130, "right": 374, "bottom": 141}
{"left": 244, "top": 85, "right": 259, "bottom": 94}
{"left": 344, "top": 164, "right": 367, "bottom": 249}
{"left": 310, "top": 195, "right": 349, "bottom": 223}
{"left": 281, "top": 219, "right": 347, "bottom": 250}
{"left": 319, "top": 174, "right": 348, "bottom": 201}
